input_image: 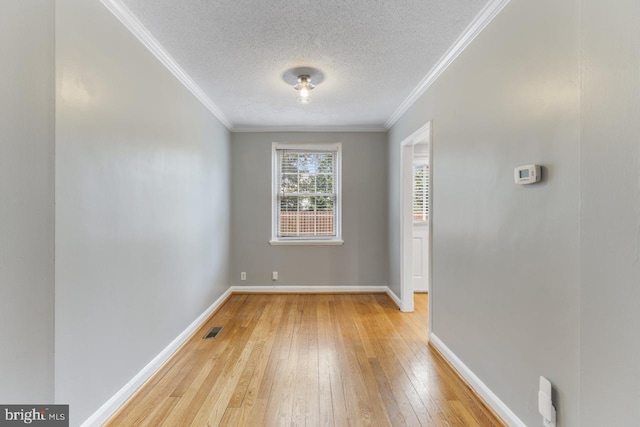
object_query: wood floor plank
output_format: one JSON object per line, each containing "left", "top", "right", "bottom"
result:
{"left": 232, "top": 298, "right": 283, "bottom": 410}
{"left": 191, "top": 301, "right": 272, "bottom": 426}
{"left": 331, "top": 298, "right": 376, "bottom": 426}
{"left": 291, "top": 295, "right": 311, "bottom": 426}
{"left": 316, "top": 295, "right": 335, "bottom": 427}
{"left": 343, "top": 296, "right": 394, "bottom": 426}
{"left": 262, "top": 297, "right": 302, "bottom": 426}
{"left": 159, "top": 358, "right": 216, "bottom": 426}
{"left": 105, "top": 294, "right": 506, "bottom": 427}
{"left": 368, "top": 334, "right": 431, "bottom": 426}
{"left": 368, "top": 358, "right": 410, "bottom": 427}
{"left": 226, "top": 295, "right": 279, "bottom": 408}
{"left": 166, "top": 301, "right": 267, "bottom": 426}
{"left": 139, "top": 396, "right": 180, "bottom": 427}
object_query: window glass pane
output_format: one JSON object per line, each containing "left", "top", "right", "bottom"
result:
{"left": 281, "top": 153, "right": 299, "bottom": 173}
{"left": 298, "top": 174, "right": 316, "bottom": 193}
{"left": 299, "top": 196, "right": 314, "bottom": 211}
{"left": 317, "top": 153, "right": 334, "bottom": 173}
{"left": 315, "top": 214, "right": 334, "bottom": 235}
{"left": 316, "top": 196, "right": 334, "bottom": 212}
{"left": 281, "top": 173, "right": 298, "bottom": 193}
{"left": 316, "top": 175, "right": 333, "bottom": 193}
{"left": 297, "top": 153, "right": 314, "bottom": 174}
{"left": 297, "top": 196, "right": 313, "bottom": 236}
{"left": 276, "top": 147, "right": 339, "bottom": 239}
{"left": 280, "top": 196, "right": 298, "bottom": 211}
{"left": 279, "top": 197, "right": 297, "bottom": 237}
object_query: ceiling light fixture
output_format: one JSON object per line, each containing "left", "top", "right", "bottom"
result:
{"left": 294, "top": 75, "right": 315, "bottom": 104}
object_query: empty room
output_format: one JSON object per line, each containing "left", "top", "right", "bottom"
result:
{"left": 1, "top": 0, "right": 639, "bottom": 426}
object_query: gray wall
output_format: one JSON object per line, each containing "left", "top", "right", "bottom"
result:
{"left": 231, "top": 132, "right": 388, "bottom": 287}
{"left": 580, "top": 0, "right": 640, "bottom": 425}
{"left": 54, "top": 0, "right": 231, "bottom": 423}
{"left": 388, "top": 0, "right": 580, "bottom": 425}
{"left": 0, "top": 0, "right": 55, "bottom": 404}
{"left": 4, "top": 1, "right": 638, "bottom": 425}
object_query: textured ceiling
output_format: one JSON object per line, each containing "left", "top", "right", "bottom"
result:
{"left": 119, "top": 0, "right": 491, "bottom": 130}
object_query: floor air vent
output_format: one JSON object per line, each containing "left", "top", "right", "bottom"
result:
{"left": 204, "top": 326, "right": 223, "bottom": 339}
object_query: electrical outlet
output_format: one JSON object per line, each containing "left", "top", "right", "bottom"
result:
{"left": 538, "top": 376, "right": 556, "bottom": 427}
{"left": 240, "top": 272, "right": 246, "bottom": 281}
{"left": 272, "top": 271, "right": 278, "bottom": 281}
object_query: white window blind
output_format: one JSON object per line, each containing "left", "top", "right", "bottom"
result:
{"left": 276, "top": 148, "right": 338, "bottom": 238}
{"left": 413, "top": 163, "right": 429, "bottom": 222}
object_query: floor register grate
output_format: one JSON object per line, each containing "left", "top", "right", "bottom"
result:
{"left": 204, "top": 326, "right": 223, "bottom": 339}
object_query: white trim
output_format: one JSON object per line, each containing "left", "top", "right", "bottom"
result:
{"left": 271, "top": 142, "right": 342, "bottom": 244}
{"left": 233, "top": 125, "right": 387, "bottom": 133}
{"left": 272, "top": 142, "right": 341, "bottom": 151}
{"left": 384, "top": 0, "right": 511, "bottom": 128}
{"left": 401, "top": 145, "right": 415, "bottom": 312}
{"left": 427, "top": 136, "right": 433, "bottom": 333}
{"left": 99, "top": 0, "right": 232, "bottom": 129}
{"left": 400, "top": 122, "right": 432, "bottom": 313}
{"left": 429, "top": 333, "right": 526, "bottom": 427}
{"left": 269, "top": 239, "right": 344, "bottom": 246}
{"left": 80, "top": 287, "right": 233, "bottom": 427}
{"left": 385, "top": 287, "right": 403, "bottom": 310}
{"left": 230, "top": 285, "right": 390, "bottom": 294}
{"left": 99, "top": 0, "right": 509, "bottom": 133}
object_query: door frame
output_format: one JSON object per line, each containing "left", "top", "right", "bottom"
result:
{"left": 399, "top": 121, "right": 432, "bottom": 318}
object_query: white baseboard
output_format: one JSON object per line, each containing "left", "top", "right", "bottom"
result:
{"left": 231, "top": 285, "right": 404, "bottom": 312}
{"left": 413, "top": 288, "right": 429, "bottom": 293}
{"left": 80, "top": 287, "right": 233, "bottom": 427}
{"left": 385, "top": 288, "right": 403, "bottom": 310}
{"left": 429, "top": 333, "right": 526, "bottom": 427}
{"left": 230, "top": 285, "right": 389, "bottom": 294}
{"left": 81, "top": 286, "right": 398, "bottom": 426}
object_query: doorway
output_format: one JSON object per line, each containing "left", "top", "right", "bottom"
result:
{"left": 412, "top": 147, "right": 429, "bottom": 293}
{"left": 400, "top": 122, "right": 432, "bottom": 316}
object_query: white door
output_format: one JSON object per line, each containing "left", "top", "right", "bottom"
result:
{"left": 412, "top": 160, "right": 429, "bottom": 292}
{"left": 412, "top": 224, "right": 429, "bottom": 291}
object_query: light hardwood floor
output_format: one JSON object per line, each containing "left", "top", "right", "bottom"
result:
{"left": 106, "top": 293, "right": 504, "bottom": 426}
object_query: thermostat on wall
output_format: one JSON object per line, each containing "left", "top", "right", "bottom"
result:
{"left": 514, "top": 164, "right": 541, "bottom": 184}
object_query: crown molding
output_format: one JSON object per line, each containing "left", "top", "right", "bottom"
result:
{"left": 231, "top": 125, "right": 387, "bottom": 133}
{"left": 99, "top": 0, "right": 232, "bottom": 130}
{"left": 100, "top": 0, "right": 509, "bottom": 133}
{"left": 384, "top": 0, "right": 511, "bottom": 129}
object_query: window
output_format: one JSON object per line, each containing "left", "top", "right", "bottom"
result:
{"left": 271, "top": 143, "right": 343, "bottom": 245}
{"left": 413, "top": 162, "right": 429, "bottom": 222}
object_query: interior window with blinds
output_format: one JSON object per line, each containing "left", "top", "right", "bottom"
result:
{"left": 413, "top": 163, "right": 429, "bottom": 222}
{"left": 272, "top": 143, "right": 342, "bottom": 244}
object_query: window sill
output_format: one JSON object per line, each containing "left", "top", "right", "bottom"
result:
{"left": 269, "top": 239, "right": 344, "bottom": 246}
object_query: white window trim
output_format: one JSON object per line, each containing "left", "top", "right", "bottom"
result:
{"left": 270, "top": 142, "right": 343, "bottom": 246}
